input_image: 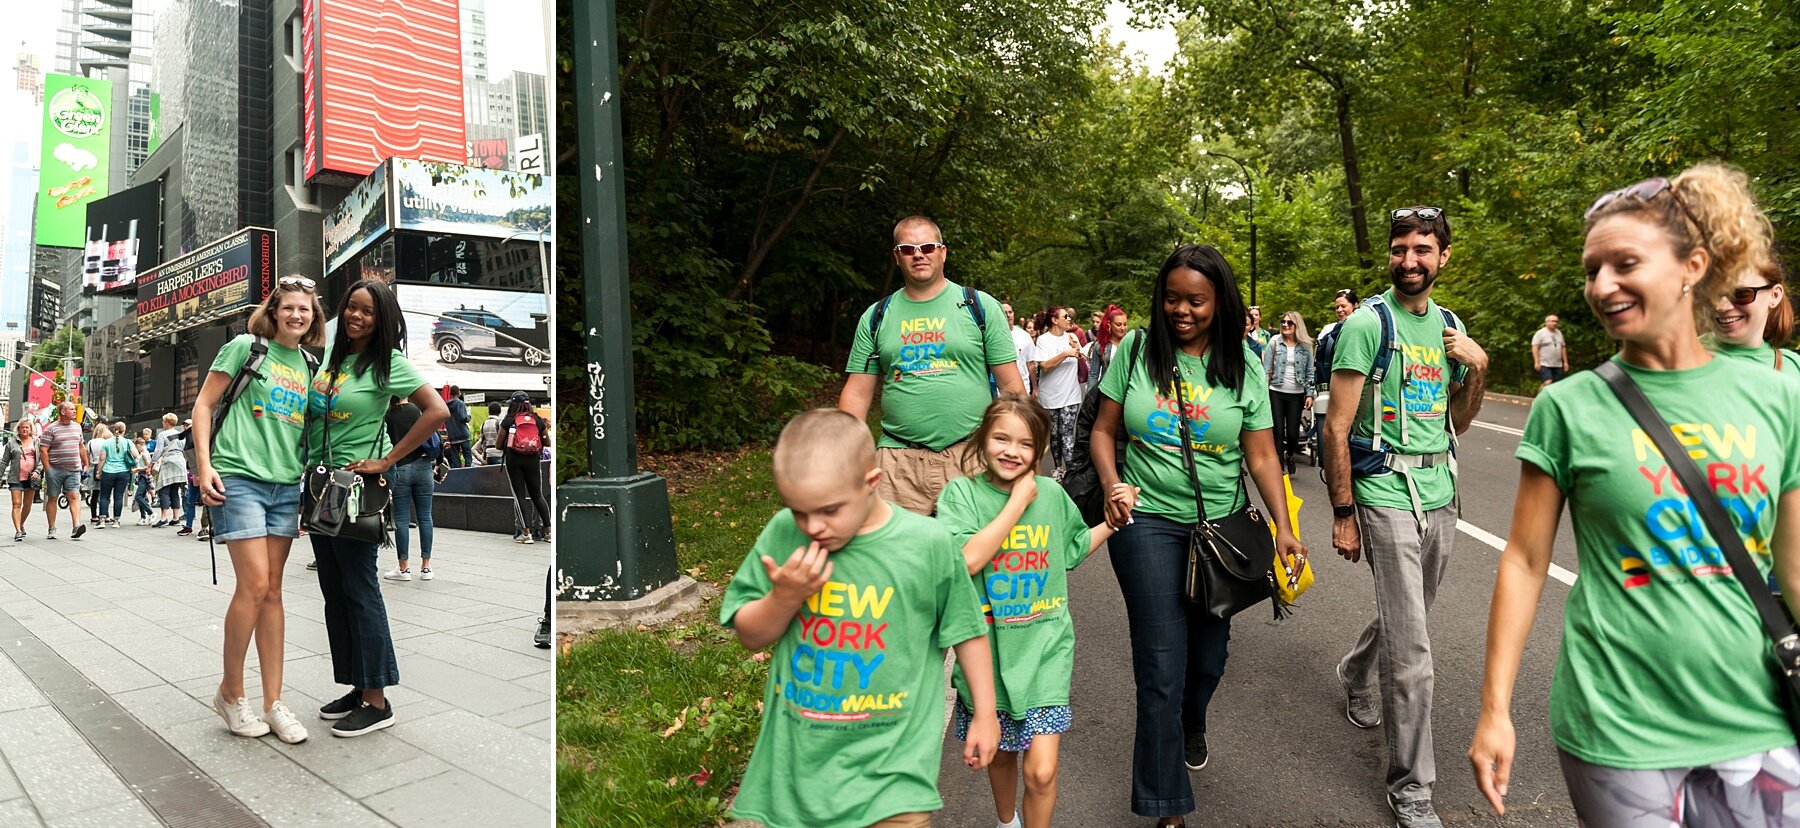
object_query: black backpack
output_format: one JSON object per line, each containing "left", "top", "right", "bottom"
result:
{"left": 1063, "top": 335, "right": 1143, "bottom": 526}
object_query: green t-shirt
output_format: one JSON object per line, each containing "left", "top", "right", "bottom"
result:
{"left": 1517, "top": 355, "right": 1800, "bottom": 768}
{"left": 1710, "top": 339, "right": 1800, "bottom": 373}
{"left": 208, "top": 334, "right": 313, "bottom": 484}
{"left": 305, "top": 347, "right": 427, "bottom": 465}
{"left": 1332, "top": 290, "right": 1466, "bottom": 510}
{"left": 845, "top": 282, "right": 1018, "bottom": 451}
{"left": 1097, "top": 330, "right": 1273, "bottom": 524}
{"left": 935, "top": 474, "right": 1091, "bottom": 716}
{"left": 721, "top": 506, "right": 986, "bottom": 828}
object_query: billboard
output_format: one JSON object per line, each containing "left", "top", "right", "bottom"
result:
{"left": 394, "top": 284, "right": 549, "bottom": 393}
{"left": 514, "top": 133, "right": 545, "bottom": 175}
{"left": 467, "top": 137, "right": 510, "bottom": 170}
{"left": 24, "top": 368, "right": 81, "bottom": 422}
{"left": 135, "top": 228, "right": 277, "bottom": 339}
{"left": 83, "top": 180, "right": 163, "bottom": 293}
{"left": 322, "top": 161, "right": 389, "bottom": 275}
{"left": 35, "top": 74, "right": 111, "bottom": 248}
{"left": 301, "top": 0, "right": 466, "bottom": 181}
{"left": 393, "top": 159, "right": 549, "bottom": 241}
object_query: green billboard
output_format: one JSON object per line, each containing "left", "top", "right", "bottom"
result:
{"left": 35, "top": 74, "right": 111, "bottom": 248}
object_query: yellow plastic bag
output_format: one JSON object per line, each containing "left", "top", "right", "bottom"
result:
{"left": 1270, "top": 474, "right": 1315, "bottom": 605}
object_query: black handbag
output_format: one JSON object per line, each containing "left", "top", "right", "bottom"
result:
{"left": 1066, "top": 336, "right": 1142, "bottom": 525}
{"left": 1173, "top": 373, "right": 1279, "bottom": 619}
{"left": 302, "top": 390, "right": 390, "bottom": 545}
{"left": 1596, "top": 361, "right": 1800, "bottom": 736}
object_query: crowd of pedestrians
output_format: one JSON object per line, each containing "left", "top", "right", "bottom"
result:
{"left": 720, "top": 162, "right": 1800, "bottom": 828}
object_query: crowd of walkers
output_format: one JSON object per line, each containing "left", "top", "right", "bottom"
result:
{"left": 720, "top": 159, "right": 1800, "bottom": 828}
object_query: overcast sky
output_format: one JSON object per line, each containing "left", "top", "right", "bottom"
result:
{"left": 1103, "top": 2, "right": 1179, "bottom": 73}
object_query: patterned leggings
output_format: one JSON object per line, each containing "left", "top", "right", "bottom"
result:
{"left": 1559, "top": 745, "right": 1800, "bottom": 826}
{"left": 1048, "top": 404, "right": 1079, "bottom": 471}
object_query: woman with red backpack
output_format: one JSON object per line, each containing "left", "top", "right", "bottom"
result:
{"left": 502, "top": 391, "right": 551, "bottom": 543}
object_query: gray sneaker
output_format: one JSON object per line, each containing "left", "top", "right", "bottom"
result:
{"left": 1388, "top": 795, "right": 1441, "bottom": 828}
{"left": 1339, "top": 663, "right": 1381, "bottom": 729}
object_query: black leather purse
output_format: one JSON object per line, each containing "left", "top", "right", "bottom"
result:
{"left": 1174, "top": 374, "right": 1279, "bottom": 620}
{"left": 302, "top": 390, "right": 390, "bottom": 545}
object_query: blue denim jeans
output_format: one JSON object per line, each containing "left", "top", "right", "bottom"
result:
{"left": 97, "top": 470, "right": 130, "bottom": 519}
{"left": 311, "top": 533, "right": 400, "bottom": 689}
{"left": 387, "top": 460, "right": 435, "bottom": 563}
{"left": 183, "top": 481, "right": 200, "bottom": 527}
{"left": 1109, "top": 512, "right": 1232, "bottom": 818}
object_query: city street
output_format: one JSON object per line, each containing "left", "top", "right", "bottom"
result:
{"left": 0, "top": 518, "right": 552, "bottom": 827}
{"left": 935, "top": 395, "right": 1582, "bottom": 826}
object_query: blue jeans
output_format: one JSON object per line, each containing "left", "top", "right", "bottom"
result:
{"left": 311, "top": 533, "right": 400, "bottom": 689}
{"left": 183, "top": 481, "right": 200, "bottom": 527}
{"left": 387, "top": 460, "right": 435, "bottom": 563}
{"left": 97, "top": 470, "right": 130, "bottom": 519}
{"left": 132, "top": 474, "right": 152, "bottom": 517}
{"left": 1109, "top": 512, "right": 1232, "bottom": 818}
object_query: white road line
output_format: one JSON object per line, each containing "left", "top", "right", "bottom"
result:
{"left": 1457, "top": 519, "right": 1577, "bottom": 586}
{"left": 1470, "top": 420, "right": 1525, "bottom": 437}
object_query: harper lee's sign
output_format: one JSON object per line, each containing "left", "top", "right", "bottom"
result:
{"left": 135, "top": 227, "right": 276, "bottom": 336}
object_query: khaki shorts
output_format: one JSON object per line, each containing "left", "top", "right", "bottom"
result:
{"left": 867, "top": 813, "right": 931, "bottom": 828}
{"left": 876, "top": 442, "right": 980, "bottom": 515}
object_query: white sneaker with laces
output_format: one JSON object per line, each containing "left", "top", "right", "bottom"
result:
{"left": 383, "top": 568, "right": 411, "bottom": 581}
{"left": 264, "top": 700, "right": 309, "bottom": 744}
{"left": 214, "top": 690, "right": 271, "bottom": 737}
{"left": 420, "top": 568, "right": 434, "bottom": 580}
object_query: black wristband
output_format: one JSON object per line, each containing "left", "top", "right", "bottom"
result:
{"left": 1332, "top": 504, "right": 1356, "bottom": 520}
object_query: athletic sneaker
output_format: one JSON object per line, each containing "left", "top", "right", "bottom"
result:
{"left": 11, "top": 532, "right": 21, "bottom": 542}
{"left": 45, "top": 527, "right": 55, "bottom": 540}
{"left": 383, "top": 568, "right": 412, "bottom": 581}
{"left": 1388, "top": 794, "right": 1442, "bottom": 828}
{"left": 1184, "top": 730, "right": 1208, "bottom": 771}
{"left": 522, "top": 536, "right": 535, "bottom": 545}
{"left": 152, "top": 520, "right": 166, "bottom": 527}
{"left": 1340, "top": 663, "right": 1382, "bottom": 729}
{"left": 318, "top": 688, "right": 360, "bottom": 720}
{"left": 331, "top": 701, "right": 395, "bottom": 737}
{"left": 534, "top": 617, "right": 551, "bottom": 649}
{"left": 305, "top": 560, "right": 318, "bottom": 571}
{"left": 513, "top": 533, "right": 528, "bottom": 544}
{"left": 71, "top": 525, "right": 85, "bottom": 539}
{"left": 176, "top": 526, "right": 192, "bottom": 536}
{"left": 264, "top": 700, "right": 309, "bottom": 744}
{"left": 214, "top": 690, "right": 271, "bottom": 738}
{"left": 419, "top": 568, "right": 433, "bottom": 581}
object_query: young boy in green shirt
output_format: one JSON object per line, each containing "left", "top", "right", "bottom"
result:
{"left": 723, "top": 409, "right": 1000, "bottom": 828}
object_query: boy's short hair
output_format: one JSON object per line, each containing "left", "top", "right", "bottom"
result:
{"left": 773, "top": 409, "right": 875, "bottom": 487}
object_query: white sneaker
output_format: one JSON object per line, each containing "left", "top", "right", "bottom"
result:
{"left": 264, "top": 700, "right": 309, "bottom": 744}
{"left": 419, "top": 568, "right": 434, "bottom": 580}
{"left": 523, "top": 536, "right": 535, "bottom": 545}
{"left": 383, "top": 568, "right": 412, "bottom": 581}
{"left": 214, "top": 691, "right": 271, "bottom": 737}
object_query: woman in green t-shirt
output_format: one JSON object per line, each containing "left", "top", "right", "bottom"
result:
{"left": 1088, "top": 244, "right": 1305, "bottom": 827}
{"left": 305, "top": 279, "right": 448, "bottom": 739}
{"left": 1471, "top": 163, "right": 1800, "bottom": 822}
{"left": 1708, "top": 255, "right": 1798, "bottom": 372}
{"left": 191, "top": 277, "right": 327, "bottom": 746}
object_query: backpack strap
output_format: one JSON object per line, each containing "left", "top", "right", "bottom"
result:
{"left": 1439, "top": 307, "right": 1466, "bottom": 383}
{"left": 959, "top": 285, "right": 988, "bottom": 337}
{"left": 862, "top": 293, "right": 896, "bottom": 373}
{"left": 211, "top": 336, "right": 270, "bottom": 451}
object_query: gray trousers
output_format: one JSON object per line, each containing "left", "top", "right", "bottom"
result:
{"left": 1340, "top": 502, "right": 1457, "bottom": 803}
{"left": 1559, "top": 746, "right": 1800, "bottom": 826}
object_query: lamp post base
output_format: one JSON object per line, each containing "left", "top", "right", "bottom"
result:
{"left": 555, "top": 473, "right": 680, "bottom": 602}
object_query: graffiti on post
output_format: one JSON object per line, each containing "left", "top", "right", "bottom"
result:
{"left": 588, "top": 361, "right": 606, "bottom": 440}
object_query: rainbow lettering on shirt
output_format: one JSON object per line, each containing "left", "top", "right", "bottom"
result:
{"left": 1618, "top": 422, "right": 1771, "bottom": 589}
{"left": 780, "top": 580, "right": 901, "bottom": 721}
{"left": 1129, "top": 380, "right": 1215, "bottom": 453}
{"left": 888, "top": 317, "right": 959, "bottom": 379}
{"left": 256, "top": 360, "right": 309, "bottom": 426}
{"left": 1397, "top": 343, "right": 1449, "bottom": 418}
{"left": 982, "top": 524, "right": 1064, "bottom": 625}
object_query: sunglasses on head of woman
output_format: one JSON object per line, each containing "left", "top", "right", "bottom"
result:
{"left": 278, "top": 276, "right": 317, "bottom": 291}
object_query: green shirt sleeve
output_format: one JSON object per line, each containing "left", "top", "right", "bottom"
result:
{"left": 382, "top": 349, "right": 428, "bottom": 399}
{"left": 932, "top": 528, "right": 988, "bottom": 650}
{"left": 209, "top": 334, "right": 252, "bottom": 376}
{"left": 1516, "top": 386, "right": 1571, "bottom": 492}
{"left": 1240, "top": 343, "right": 1274, "bottom": 431}
{"left": 1098, "top": 330, "right": 1137, "bottom": 403}
{"left": 844, "top": 301, "right": 880, "bottom": 375}
{"left": 933, "top": 477, "right": 981, "bottom": 549}
{"left": 720, "top": 512, "right": 787, "bottom": 627}
{"left": 979, "top": 292, "right": 1016, "bottom": 367}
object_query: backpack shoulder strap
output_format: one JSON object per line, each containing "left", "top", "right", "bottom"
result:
{"left": 1364, "top": 296, "right": 1398, "bottom": 385}
{"left": 862, "top": 293, "right": 897, "bottom": 372}
{"left": 1438, "top": 306, "right": 1466, "bottom": 381}
{"left": 960, "top": 285, "right": 987, "bottom": 335}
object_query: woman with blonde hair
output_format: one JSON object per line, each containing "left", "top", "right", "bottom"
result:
{"left": 1470, "top": 163, "right": 1800, "bottom": 821}
{"left": 151, "top": 412, "right": 186, "bottom": 527}
{"left": 1262, "top": 310, "right": 1313, "bottom": 475}
{"left": 2, "top": 419, "right": 39, "bottom": 541}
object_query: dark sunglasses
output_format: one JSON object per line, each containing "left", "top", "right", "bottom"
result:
{"left": 1280, "top": 320, "right": 1295, "bottom": 327}
{"left": 1728, "top": 284, "right": 1779, "bottom": 306}
{"left": 278, "top": 275, "right": 317, "bottom": 290}
{"left": 1586, "top": 177, "right": 1709, "bottom": 242}
{"left": 1390, "top": 207, "right": 1442, "bottom": 222}
{"left": 893, "top": 243, "right": 947, "bottom": 256}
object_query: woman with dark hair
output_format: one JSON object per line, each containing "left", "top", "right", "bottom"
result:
{"left": 1088, "top": 244, "right": 1304, "bottom": 825}
{"left": 306, "top": 279, "right": 448, "bottom": 737}
{"left": 1033, "top": 307, "right": 1085, "bottom": 479}
{"left": 501, "top": 392, "right": 551, "bottom": 543}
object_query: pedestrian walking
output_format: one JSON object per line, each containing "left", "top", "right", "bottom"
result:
{"left": 1322, "top": 205, "right": 1488, "bottom": 828}
{"left": 1530, "top": 315, "right": 1566, "bottom": 386}
{"left": 478, "top": 401, "right": 504, "bottom": 465}
{"left": 1093, "top": 305, "right": 1128, "bottom": 387}
{"left": 93, "top": 422, "right": 138, "bottom": 528}
{"left": 191, "top": 275, "right": 326, "bottom": 745}
{"left": 4, "top": 419, "right": 39, "bottom": 541}
{"left": 502, "top": 392, "right": 551, "bottom": 543}
{"left": 306, "top": 279, "right": 448, "bottom": 738}
{"left": 838, "top": 214, "right": 1024, "bottom": 514}
{"left": 936, "top": 395, "right": 1137, "bottom": 828}
{"left": 1710, "top": 257, "right": 1797, "bottom": 371}
{"left": 1033, "top": 307, "right": 1085, "bottom": 479}
{"left": 37, "top": 401, "right": 87, "bottom": 540}
{"left": 1469, "top": 163, "right": 1800, "bottom": 822}
{"left": 1004, "top": 302, "right": 1035, "bottom": 394}
{"left": 442, "top": 385, "right": 472, "bottom": 467}
{"left": 382, "top": 397, "right": 437, "bottom": 581}
{"left": 152, "top": 413, "right": 187, "bottom": 527}
{"left": 131, "top": 437, "right": 154, "bottom": 524}
{"left": 1087, "top": 244, "right": 1304, "bottom": 826}
{"left": 1263, "top": 311, "right": 1314, "bottom": 476}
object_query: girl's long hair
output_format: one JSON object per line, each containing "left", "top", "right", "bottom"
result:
{"left": 962, "top": 393, "right": 1051, "bottom": 476}
{"left": 326, "top": 280, "right": 406, "bottom": 390}
{"left": 1146, "top": 244, "right": 1248, "bottom": 394}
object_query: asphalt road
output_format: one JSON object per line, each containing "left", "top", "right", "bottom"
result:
{"left": 936, "top": 395, "right": 1582, "bottom": 827}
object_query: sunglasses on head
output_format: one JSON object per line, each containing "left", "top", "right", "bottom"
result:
{"left": 893, "top": 243, "right": 947, "bottom": 257}
{"left": 1390, "top": 207, "right": 1443, "bottom": 222}
{"left": 1586, "top": 177, "right": 1710, "bottom": 243}
{"left": 278, "top": 276, "right": 317, "bottom": 290}
{"left": 1728, "top": 284, "right": 1779, "bottom": 306}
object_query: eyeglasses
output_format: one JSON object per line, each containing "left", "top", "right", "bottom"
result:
{"left": 1586, "top": 177, "right": 1709, "bottom": 243}
{"left": 1280, "top": 320, "right": 1295, "bottom": 327}
{"left": 1390, "top": 207, "right": 1442, "bottom": 222}
{"left": 1728, "top": 284, "right": 1779, "bottom": 306}
{"left": 892, "top": 243, "right": 947, "bottom": 257}
{"left": 278, "top": 276, "right": 317, "bottom": 290}
{"left": 1334, "top": 289, "right": 1356, "bottom": 299}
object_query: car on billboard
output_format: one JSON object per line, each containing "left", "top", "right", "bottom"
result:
{"left": 431, "top": 306, "right": 549, "bottom": 366}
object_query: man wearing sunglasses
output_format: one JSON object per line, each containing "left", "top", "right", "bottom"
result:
{"left": 1531, "top": 315, "right": 1565, "bottom": 386}
{"left": 1322, "top": 205, "right": 1489, "bottom": 828}
{"left": 840, "top": 215, "right": 1024, "bottom": 515}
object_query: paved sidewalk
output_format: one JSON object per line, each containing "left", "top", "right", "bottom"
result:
{"left": 0, "top": 517, "right": 552, "bottom": 827}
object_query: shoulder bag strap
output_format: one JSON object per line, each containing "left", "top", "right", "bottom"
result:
{"left": 1172, "top": 370, "right": 1211, "bottom": 529}
{"left": 1595, "top": 360, "right": 1800, "bottom": 659}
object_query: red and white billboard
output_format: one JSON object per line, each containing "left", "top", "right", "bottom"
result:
{"left": 302, "top": 0, "right": 467, "bottom": 182}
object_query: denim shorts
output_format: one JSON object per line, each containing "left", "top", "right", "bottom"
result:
{"left": 212, "top": 477, "right": 302, "bottom": 541}
{"left": 42, "top": 468, "right": 80, "bottom": 500}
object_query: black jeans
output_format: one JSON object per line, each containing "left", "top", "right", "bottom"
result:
{"left": 1270, "top": 389, "right": 1307, "bottom": 462}
{"left": 311, "top": 533, "right": 400, "bottom": 689}
{"left": 506, "top": 451, "right": 550, "bottom": 531}
{"left": 1109, "top": 513, "right": 1231, "bottom": 817}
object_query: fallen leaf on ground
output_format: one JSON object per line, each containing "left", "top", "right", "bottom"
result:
{"left": 618, "top": 668, "right": 642, "bottom": 674}
{"left": 661, "top": 706, "right": 689, "bottom": 738}
{"left": 688, "top": 767, "right": 712, "bottom": 786}
{"left": 751, "top": 651, "right": 771, "bottom": 663}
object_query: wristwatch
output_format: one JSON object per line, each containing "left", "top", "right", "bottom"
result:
{"left": 1332, "top": 504, "right": 1356, "bottom": 520}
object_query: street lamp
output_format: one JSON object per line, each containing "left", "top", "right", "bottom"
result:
{"left": 1199, "top": 149, "right": 1257, "bottom": 305}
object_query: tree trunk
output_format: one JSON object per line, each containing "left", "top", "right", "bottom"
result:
{"left": 727, "top": 127, "right": 848, "bottom": 301}
{"left": 1335, "top": 89, "right": 1372, "bottom": 268}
